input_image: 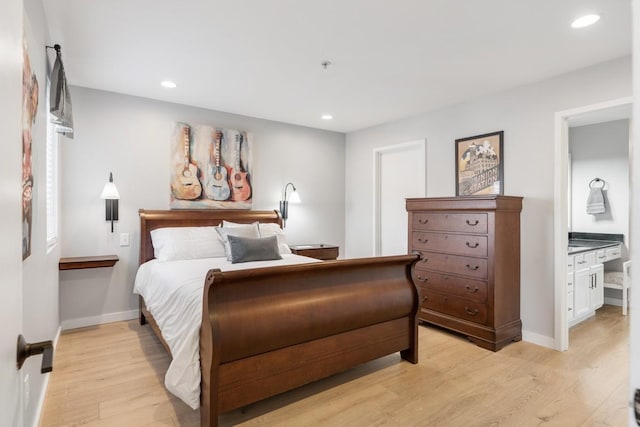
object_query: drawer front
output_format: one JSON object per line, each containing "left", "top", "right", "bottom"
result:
{"left": 415, "top": 252, "right": 488, "bottom": 279}
{"left": 605, "top": 245, "right": 622, "bottom": 261}
{"left": 574, "top": 254, "right": 588, "bottom": 269}
{"left": 567, "top": 255, "right": 574, "bottom": 270}
{"left": 420, "top": 289, "right": 488, "bottom": 325}
{"left": 413, "top": 270, "right": 488, "bottom": 302}
{"left": 412, "top": 213, "right": 488, "bottom": 234}
{"left": 596, "top": 250, "right": 607, "bottom": 263}
{"left": 412, "top": 232, "right": 488, "bottom": 257}
{"left": 584, "top": 251, "right": 596, "bottom": 266}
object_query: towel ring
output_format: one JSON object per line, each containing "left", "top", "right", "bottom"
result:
{"left": 589, "top": 178, "right": 606, "bottom": 189}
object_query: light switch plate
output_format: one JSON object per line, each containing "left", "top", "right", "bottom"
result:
{"left": 119, "top": 233, "right": 130, "bottom": 247}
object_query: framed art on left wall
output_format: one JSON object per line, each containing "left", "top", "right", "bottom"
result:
{"left": 22, "top": 36, "right": 39, "bottom": 260}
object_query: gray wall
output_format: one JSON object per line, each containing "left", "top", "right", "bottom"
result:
{"left": 59, "top": 87, "right": 346, "bottom": 327}
{"left": 344, "top": 56, "right": 632, "bottom": 344}
{"left": 569, "top": 119, "right": 630, "bottom": 250}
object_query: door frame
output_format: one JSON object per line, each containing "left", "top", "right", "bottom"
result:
{"left": 553, "top": 96, "right": 633, "bottom": 351}
{"left": 373, "top": 139, "right": 425, "bottom": 256}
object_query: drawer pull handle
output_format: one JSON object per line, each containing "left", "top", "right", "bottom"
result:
{"left": 465, "top": 242, "right": 479, "bottom": 248}
{"left": 464, "top": 307, "right": 478, "bottom": 315}
{"left": 466, "top": 264, "right": 480, "bottom": 271}
{"left": 568, "top": 308, "right": 572, "bottom": 311}
{"left": 418, "top": 218, "right": 429, "bottom": 224}
{"left": 421, "top": 295, "right": 428, "bottom": 302}
{"left": 416, "top": 275, "right": 428, "bottom": 283}
{"left": 420, "top": 258, "right": 429, "bottom": 263}
{"left": 465, "top": 285, "right": 479, "bottom": 293}
{"left": 418, "top": 237, "right": 428, "bottom": 243}
{"left": 466, "top": 220, "right": 479, "bottom": 226}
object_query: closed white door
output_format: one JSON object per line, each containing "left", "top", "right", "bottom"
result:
{"left": 374, "top": 141, "right": 425, "bottom": 256}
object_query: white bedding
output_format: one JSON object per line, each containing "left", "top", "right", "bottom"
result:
{"left": 133, "top": 254, "right": 320, "bottom": 409}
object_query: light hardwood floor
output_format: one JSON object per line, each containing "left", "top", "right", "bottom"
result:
{"left": 40, "top": 305, "right": 628, "bottom": 426}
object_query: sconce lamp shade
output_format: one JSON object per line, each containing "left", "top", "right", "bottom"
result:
{"left": 101, "top": 172, "right": 119, "bottom": 232}
{"left": 279, "top": 182, "right": 301, "bottom": 227}
{"left": 289, "top": 189, "right": 301, "bottom": 204}
{"left": 100, "top": 173, "right": 120, "bottom": 199}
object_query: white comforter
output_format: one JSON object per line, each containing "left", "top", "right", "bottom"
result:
{"left": 133, "top": 254, "right": 320, "bottom": 409}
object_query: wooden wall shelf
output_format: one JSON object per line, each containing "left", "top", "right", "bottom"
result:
{"left": 59, "top": 255, "right": 119, "bottom": 271}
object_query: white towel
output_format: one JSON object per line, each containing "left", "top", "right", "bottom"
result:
{"left": 586, "top": 187, "right": 605, "bottom": 215}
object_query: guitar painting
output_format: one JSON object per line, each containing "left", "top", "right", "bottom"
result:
{"left": 229, "top": 133, "right": 252, "bottom": 201}
{"left": 204, "top": 130, "right": 231, "bottom": 201}
{"left": 171, "top": 124, "right": 203, "bottom": 200}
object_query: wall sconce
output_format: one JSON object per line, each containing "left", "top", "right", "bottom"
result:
{"left": 279, "top": 182, "right": 301, "bottom": 227}
{"left": 100, "top": 172, "right": 120, "bottom": 232}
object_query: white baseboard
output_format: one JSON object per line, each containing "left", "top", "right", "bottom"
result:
{"left": 61, "top": 309, "right": 138, "bottom": 331}
{"left": 33, "top": 326, "right": 61, "bottom": 427}
{"left": 522, "top": 329, "right": 555, "bottom": 349}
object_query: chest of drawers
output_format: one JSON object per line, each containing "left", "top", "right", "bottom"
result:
{"left": 406, "top": 196, "right": 523, "bottom": 351}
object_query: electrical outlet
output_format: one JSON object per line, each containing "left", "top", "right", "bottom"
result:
{"left": 119, "top": 233, "right": 130, "bottom": 247}
{"left": 24, "top": 374, "right": 29, "bottom": 408}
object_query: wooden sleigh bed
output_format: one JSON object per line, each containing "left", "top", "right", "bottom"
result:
{"left": 137, "top": 209, "right": 419, "bottom": 427}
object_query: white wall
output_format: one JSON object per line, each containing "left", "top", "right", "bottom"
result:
{"left": 569, "top": 119, "right": 629, "bottom": 266}
{"left": 345, "top": 56, "right": 632, "bottom": 344}
{"left": 59, "top": 87, "right": 345, "bottom": 328}
{"left": 22, "top": 1, "right": 60, "bottom": 426}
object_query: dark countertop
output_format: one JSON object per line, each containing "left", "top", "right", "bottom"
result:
{"left": 567, "top": 232, "right": 624, "bottom": 255}
{"left": 568, "top": 239, "right": 621, "bottom": 255}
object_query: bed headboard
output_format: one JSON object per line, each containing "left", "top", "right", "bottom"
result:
{"left": 138, "top": 209, "right": 283, "bottom": 265}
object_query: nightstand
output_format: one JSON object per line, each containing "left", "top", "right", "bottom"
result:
{"left": 289, "top": 244, "right": 339, "bottom": 260}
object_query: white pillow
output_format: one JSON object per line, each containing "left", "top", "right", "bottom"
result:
{"left": 222, "top": 220, "right": 259, "bottom": 229}
{"left": 150, "top": 226, "right": 226, "bottom": 262}
{"left": 216, "top": 224, "right": 261, "bottom": 260}
{"left": 258, "top": 223, "right": 292, "bottom": 254}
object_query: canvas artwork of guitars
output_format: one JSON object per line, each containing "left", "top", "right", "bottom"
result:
{"left": 204, "top": 130, "right": 231, "bottom": 200}
{"left": 229, "top": 133, "right": 251, "bottom": 201}
{"left": 171, "top": 124, "right": 202, "bottom": 200}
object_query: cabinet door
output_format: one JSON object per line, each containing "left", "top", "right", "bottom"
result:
{"left": 590, "top": 263, "right": 604, "bottom": 310}
{"left": 574, "top": 268, "right": 591, "bottom": 318}
{"left": 567, "top": 272, "right": 575, "bottom": 320}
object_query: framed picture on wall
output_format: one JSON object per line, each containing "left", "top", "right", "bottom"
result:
{"left": 455, "top": 131, "right": 504, "bottom": 196}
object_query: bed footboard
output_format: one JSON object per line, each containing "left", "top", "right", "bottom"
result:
{"left": 199, "top": 254, "right": 419, "bottom": 427}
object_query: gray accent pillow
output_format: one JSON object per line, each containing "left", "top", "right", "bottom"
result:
{"left": 227, "top": 235, "right": 283, "bottom": 264}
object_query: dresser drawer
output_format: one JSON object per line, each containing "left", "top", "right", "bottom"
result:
{"left": 412, "top": 232, "right": 488, "bottom": 257}
{"left": 415, "top": 251, "right": 488, "bottom": 279}
{"left": 420, "top": 289, "right": 488, "bottom": 325}
{"left": 412, "top": 213, "right": 488, "bottom": 234}
{"left": 413, "top": 270, "right": 487, "bottom": 302}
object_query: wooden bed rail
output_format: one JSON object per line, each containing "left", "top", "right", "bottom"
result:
{"left": 199, "top": 254, "right": 419, "bottom": 426}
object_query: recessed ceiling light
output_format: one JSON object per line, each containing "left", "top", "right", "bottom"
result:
{"left": 571, "top": 14, "right": 600, "bottom": 29}
{"left": 161, "top": 80, "right": 177, "bottom": 88}
{"left": 321, "top": 114, "right": 333, "bottom": 120}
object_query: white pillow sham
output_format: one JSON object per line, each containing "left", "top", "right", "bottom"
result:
{"left": 222, "top": 220, "right": 291, "bottom": 254}
{"left": 216, "top": 224, "right": 261, "bottom": 260}
{"left": 150, "top": 226, "right": 226, "bottom": 262}
{"left": 258, "top": 223, "right": 292, "bottom": 254}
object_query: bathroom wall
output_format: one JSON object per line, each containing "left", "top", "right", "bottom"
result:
{"left": 569, "top": 118, "right": 630, "bottom": 270}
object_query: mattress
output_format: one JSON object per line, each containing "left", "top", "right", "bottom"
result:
{"left": 133, "top": 254, "right": 320, "bottom": 409}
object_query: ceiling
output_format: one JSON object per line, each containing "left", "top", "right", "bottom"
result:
{"left": 42, "top": 0, "right": 631, "bottom": 133}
